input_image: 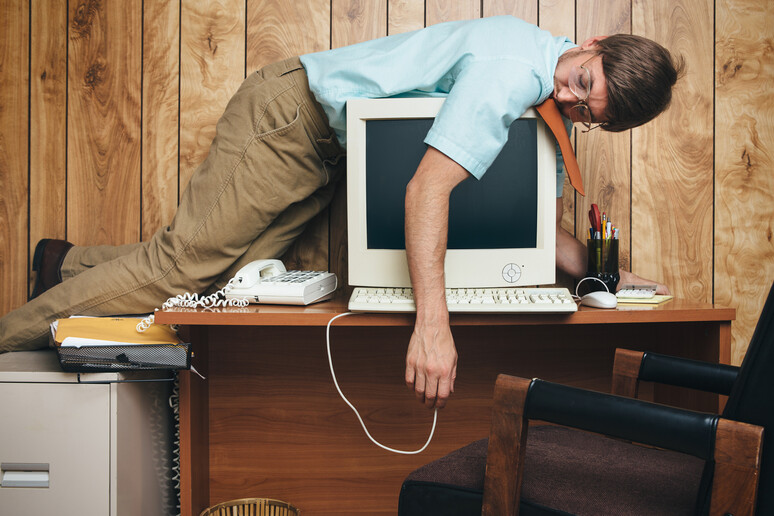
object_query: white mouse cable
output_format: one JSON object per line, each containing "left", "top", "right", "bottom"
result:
{"left": 326, "top": 312, "right": 438, "bottom": 455}
{"left": 574, "top": 276, "right": 610, "bottom": 300}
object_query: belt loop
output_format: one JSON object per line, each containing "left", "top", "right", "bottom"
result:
{"left": 277, "top": 56, "right": 303, "bottom": 77}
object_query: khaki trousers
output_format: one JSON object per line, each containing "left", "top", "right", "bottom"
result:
{"left": 0, "top": 57, "right": 345, "bottom": 352}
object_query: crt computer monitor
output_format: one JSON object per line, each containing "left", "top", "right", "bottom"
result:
{"left": 346, "top": 97, "right": 557, "bottom": 289}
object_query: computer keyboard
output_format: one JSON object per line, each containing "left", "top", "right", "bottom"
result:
{"left": 348, "top": 287, "right": 577, "bottom": 313}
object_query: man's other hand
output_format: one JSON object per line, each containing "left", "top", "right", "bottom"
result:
{"left": 405, "top": 322, "right": 458, "bottom": 409}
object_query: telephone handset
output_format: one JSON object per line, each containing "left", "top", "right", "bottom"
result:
{"left": 231, "top": 259, "right": 287, "bottom": 288}
{"left": 225, "top": 259, "right": 338, "bottom": 305}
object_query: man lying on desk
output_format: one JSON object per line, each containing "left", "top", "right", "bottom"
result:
{"left": 1, "top": 16, "right": 678, "bottom": 410}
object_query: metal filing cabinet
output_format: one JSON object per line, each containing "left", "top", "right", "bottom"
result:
{"left": 0, "top": 350, "right": 176, "bottom": 516}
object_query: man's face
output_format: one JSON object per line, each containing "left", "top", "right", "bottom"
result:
{"left": 552, "top": 48, "right": 609, "bottom": 125}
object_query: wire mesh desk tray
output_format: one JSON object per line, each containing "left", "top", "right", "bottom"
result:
{"left": 51, "top": 317, "right": 191, "bottom": 372}
{"left": 56, "top": 342, "right": 191, "bottom": 373}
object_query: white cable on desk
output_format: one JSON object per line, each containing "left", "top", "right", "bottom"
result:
{"left": 326, "top": 312, "right": 438, "bottom": 454}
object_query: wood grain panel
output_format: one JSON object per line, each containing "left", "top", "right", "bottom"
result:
{"left": 576, "top": 0, "right": 632, "bottom": 270}
{"left": 0, "top": 0, "right": 29, "bottom": 316}
{"left": 198, "top": 317, "right": 724, "bottom": 513}
{"left": 388, "top": 0, "right": 425, "bottom": 34}
{"left": 483, "top": 0, "right": 537, "bottom": 23}
{"left": 715, "top": 0, "right": 774, "bottom": 365}
{"left": 29, "top": 0, "right": 67, "bottom": 296}
{"left": 204, "top": 325, "right": 602, "bottom": 514}
{"left": 332, "top": 0, "right": 387, "bottom": 48}
{"left": 538, "top": 0, "right": 575, "bottom": 38}
{"left": 67, "top": 0, "right": 142, "bottom": 245}
{"left": 142, "top": 0, "right": 180, "bottom": 241}
{"left": 426, "top": 0, "right": 481, "bottom": 25}
{"left": 539, "top": 0, "right": 577, "bottom": 288}
{"left": 632, "top": 0, "right": 713, "bottom": 301}
{"left": 247, "top": 0, "right": 330, "bottom": 70}
{"left": 329, "top": 0, "right": 388, "bottom": 287}
{"left": 180, "top": 0, "right": 245, "bottom": 194}
{"left": 246, "top": 0, "right": 332, "bottom": 272}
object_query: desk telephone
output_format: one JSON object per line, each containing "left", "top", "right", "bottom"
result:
{"left": 137, "top": 259, "right": 337, "bottom": 332}
{"left": 224, "top": 259, "right": 337, "bottom": 305}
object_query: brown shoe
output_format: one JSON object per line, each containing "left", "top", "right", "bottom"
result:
{"left": 30, "top": 239, "right": 74, "bottom": 300}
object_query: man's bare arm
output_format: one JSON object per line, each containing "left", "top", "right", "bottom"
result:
{"left": 555, "top": 198, "right": 670, "bottom": 295}
{"left": 404, "top": 146, "right": 469, "bottom": 409}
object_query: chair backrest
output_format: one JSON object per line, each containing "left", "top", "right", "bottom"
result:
{"left": 722, "top": 281, "right": 774, "bottom": 513}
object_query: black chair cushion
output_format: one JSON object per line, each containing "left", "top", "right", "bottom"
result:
{"left": 399, "top": 425, "right": 706, "bottom": 516}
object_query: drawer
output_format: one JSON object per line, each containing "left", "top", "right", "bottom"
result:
{"left": 0, "top": 383, "right": 110, "bottom": 515}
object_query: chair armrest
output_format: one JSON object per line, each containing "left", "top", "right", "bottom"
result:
{"left": 482, "top": 374, "right": 763, "bottom": 516}
{"left": 527, "top": 378, "right": 719, "bottom": 458}
{"left": 612, "top": 348, "right": 739, "bottom": 398}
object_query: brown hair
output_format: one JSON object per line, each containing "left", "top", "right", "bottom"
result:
{"left": 595, "top": 34, "right": 686, "bottom": 132}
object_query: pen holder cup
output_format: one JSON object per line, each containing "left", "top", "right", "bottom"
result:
{"left": 583, "top": 238, "right": 620, "bottom": 295}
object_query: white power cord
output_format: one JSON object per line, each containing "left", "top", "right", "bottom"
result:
{"left": 138, "top": 288, "right": 437, "bottom": 454}
{"left": 326, "top": 312, "right": 438, "bottom": 454}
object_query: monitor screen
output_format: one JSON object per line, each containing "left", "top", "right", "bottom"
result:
{"left": 347, "top": 97, "right": 556, "bottom": 289}
{"left": 365, "top": 118, "right": 538, "bottom": 251}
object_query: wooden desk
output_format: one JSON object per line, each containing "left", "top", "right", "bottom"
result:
{"left": 156, "top": 297, "right": 734, "bottom": 516}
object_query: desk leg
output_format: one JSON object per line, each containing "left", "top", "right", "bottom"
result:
{"left": 178, "top": 326, "right": 210, "bottom": 516}
{"left": 719, "top": 320, "right": 732, "bottom": 411}
{"left": 719, "top": 320, "right": 732, "bottom": 365}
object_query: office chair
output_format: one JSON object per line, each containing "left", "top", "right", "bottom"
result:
{"left": 399, "top": 281, "right": 774, "bottom": 515}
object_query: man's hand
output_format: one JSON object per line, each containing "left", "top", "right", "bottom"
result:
{"left": 404, "top": 146, "right": 469, "bottom": 409}
{"left": 618, "top": 269, "right": 670, "bottom": 295}
{"left": 405, "top": 320, "right": 458, "bottom": 409}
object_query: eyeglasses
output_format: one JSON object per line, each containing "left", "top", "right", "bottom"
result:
{"left": 569, "top": 55, "right": 603, "bottom": 132}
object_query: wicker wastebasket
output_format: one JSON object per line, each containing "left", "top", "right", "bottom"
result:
{"left": 199, "top": 497, "right": 300, "bottom": 516}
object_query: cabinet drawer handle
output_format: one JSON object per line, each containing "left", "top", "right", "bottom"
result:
{"left": 1, "top": 463, "right": 50, "bottom": 488}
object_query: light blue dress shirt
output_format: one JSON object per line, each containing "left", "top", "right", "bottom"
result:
{"left": 300, "top": 16, "right": 577, "bottom": 195}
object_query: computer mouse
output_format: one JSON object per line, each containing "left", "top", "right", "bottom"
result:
{"left": 580, "top": 291, "right": 618, "bottom": 309}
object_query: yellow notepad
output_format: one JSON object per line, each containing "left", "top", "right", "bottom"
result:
{"left": 616, "top": 295, "right": 673, "bottom": 305}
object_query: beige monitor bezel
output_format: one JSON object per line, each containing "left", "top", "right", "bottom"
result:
{"left": 346, "top": 97, "right": 557, "bottom": 288}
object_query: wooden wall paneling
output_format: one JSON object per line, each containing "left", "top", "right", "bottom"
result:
{"left": 632, "top": 0, "right": 714, "bottom": 301}
{"left": 0, "top": 0, "right": 29, "bottom": 316}
{"left": 179, "top": 0, "right": 246, "bottom": 195}
{"left": 539, "top": 0, "right": 577, "bottom": 243}
{"left": 30, "top": 0, "right": 67, "bottom": 297}
{"left": 426, "top": 0, "right": 481, "bottom": 25}
{"left": 575, "top": 0, "right": 632, "bottom": 271}
{"left": 247, "top": 0, "right": 330, "bottom": 70}
{"left": 328, "top": 0, "right": 388, "bottom": 286}
{"left": 538, "top": 0, "right": 575, "bottom": 41}
{"left": 67, "top": 0, "right": 142, "bottom": 245}
{"left": 388, "top": 0, "right": 425, "bottom": 34}
{"left": 483, "top": 0, "right": 537, "bottom": 23}
{"left": 332, "top": 0, "right": 388, "bottom": 48}
{"left": 539, "top": 0, "right": 576, "bottom": 289}
{"left": 142, "top": 0, "right": 181, "bottom": 241}
{"left": 247, "top": 0, "right": 332, "bottom": 272}
{"left": 715, "top": 0, "right": 774, "bottom": 365}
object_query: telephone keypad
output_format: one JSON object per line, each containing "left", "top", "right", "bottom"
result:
{"left": 268, "top": 271, "right": 328, "bottom": 284}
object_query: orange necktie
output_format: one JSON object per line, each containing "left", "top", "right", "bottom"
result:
{"left": 535, "top": 98, "right": 585, "bottom": 197}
